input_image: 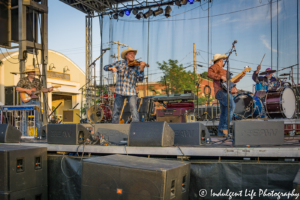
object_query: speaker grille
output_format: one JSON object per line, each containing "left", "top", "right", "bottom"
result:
{"left": 63, "top": 111, "right": 73, "bottom": 122}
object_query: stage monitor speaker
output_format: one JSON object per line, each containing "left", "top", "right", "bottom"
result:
{"left": 233, "top": 120, "right": 284, "bottom": 146}
{"left": 81, "top": 155, "right": 190, "bottom": 200}
{"left": 169, "top": 122, "right": 211, "bottom": 146}
{"left": 45, "top": 124, "right": 91, "bottom": 145}
{"left": 0, "top": 186, "right": 48, "bottom": 200}
{"left": 0, "top": 124, "right": 22, "bottom": 143}
{"left": 128, "top": 121, "right": 174, "bottom": 147}
{"left": 0, "top": 145, "right": 47, "bottom": 193}
{"left": 63, "top": 109, "right": 80, "bottom": 123}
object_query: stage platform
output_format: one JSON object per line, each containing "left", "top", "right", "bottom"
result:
{"left": 6, "top": 136, "right": 300, "bottom": 159}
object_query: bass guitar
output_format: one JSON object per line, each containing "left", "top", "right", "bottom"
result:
{"left": 20, "top": 86, "right": 60, "bottom": 103}
{"left": 220, "top": 66, "right": 251, "bottom": 91}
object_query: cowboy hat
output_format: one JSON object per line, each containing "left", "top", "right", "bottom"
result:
{"left": 121, "top": 47, "right": 137, "bottom": 59}
{"left": 23, "top": 65, "right": 40, "bottom": 75}
{"left": 209, "top": 54, "right": 227, "bottom": 63}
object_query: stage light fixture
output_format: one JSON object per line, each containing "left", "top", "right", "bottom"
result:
{"left": 136, "top": 12, "right": 143, "bottom": 19}
{"left": 113, "top": 13, "right": 118, "bottom": 19}
{"left": 165, "top": 6, "right": 172, "bottom": 18}
{"left": 175, "top": 0, "right": 181, "bottom": 6}
{"left": 153, "top": 8, "right": 163, "bottom": 16}
{"left": 143, "top": 9, "right": 153, "bottom": 18}
{"left": 188, "top": 0, "right": 194, "bottom": 4}
{"left": 119, "top": 10, "right": 124, "bottom": 17}
{"left": 125, "top": 9, "right": 131, "bottom": 16}
{"left": 132, "top": 8, "right": 139, "bottom": 15}
{"left": 182, "top": 0, "right": 187, "bottom": 5}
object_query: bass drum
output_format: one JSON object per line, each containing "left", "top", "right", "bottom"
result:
{"left": 265, "top": 87, "right": 296, "bottom": 119}
{"left": 233, "top": 93, "right": 265, "bottom": 119}
{"left": 88, "top": 104, "right": 112, "bottom": 123}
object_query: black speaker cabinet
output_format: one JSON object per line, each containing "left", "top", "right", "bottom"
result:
{"left": 128, "top": 122, "right": 175, "bottom": 147}
{"left": 0, "top": 186, "right": 48, "bottom": 200}
{"left": 81, "top": 155, "right": 190, "bottom": 200}
{"left": 43, "top": 124, "right": 91, "bottom": 145}
{"left": 0, "top": 145, "right": 47, "bottom": 193}
{"left": 0, "top": 124, "right": 22, "bottom": 143}
{"left": 4, "top": 86, "right": 18, "bottom": 105}
{"left": 169, "top": 122, "right": 211, "bottom": 146}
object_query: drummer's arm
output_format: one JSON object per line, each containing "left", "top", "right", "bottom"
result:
{"left": 252, "top": 71, "right": 263, "bottom": 83}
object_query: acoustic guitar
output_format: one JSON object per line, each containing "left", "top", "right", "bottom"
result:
{"left": 20, "top": 86, "right": 60, "bottom": 103}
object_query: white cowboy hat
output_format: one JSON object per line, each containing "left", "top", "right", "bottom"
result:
{"left": 23, "top": 65, "right": 40, "bottom": 75}
{"left": 209, "top": 54, "right": 227, "bottom": 63}
{"left": 121, "top": 47, "right": 137, "bottom": 59}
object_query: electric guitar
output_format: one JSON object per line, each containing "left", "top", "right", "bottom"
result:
{"left": 20, "top": 86, "right": 60, "bottom": 103}
{"left": 220, "top": 66, "right": 251, "bottom": 91}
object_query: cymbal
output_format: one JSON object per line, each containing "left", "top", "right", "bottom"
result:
{"left": 279, "top": 73, "right": 290, "bottom": 76}
{"left": 259, "top": 70, "right": 277, "bottom": 75}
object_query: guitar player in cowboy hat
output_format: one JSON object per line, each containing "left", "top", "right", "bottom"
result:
{"left": 207, "top": 54, "right": 246, "bottom": 138}
{"left": 104, "top": 47, "right": 146, "bottom": 123}
{"left": 16, "top": 65, "right": 53, "bottom": 135}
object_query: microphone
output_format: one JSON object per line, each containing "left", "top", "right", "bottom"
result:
{"left": 233, "top": 40, "right": 237, "bottom": 44}
{"left": 102, "top": 47, "right": 111, "bottom": 51}
{"left": 11, "top": 72, "right": 17, "bottom": 75}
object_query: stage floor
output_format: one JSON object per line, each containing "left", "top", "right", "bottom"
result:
{"left": 5, "top": 135, "right": 300, "bottom": 158}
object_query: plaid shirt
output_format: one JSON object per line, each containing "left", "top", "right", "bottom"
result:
{"left": 104, "top": 60, "right": 144, "bottom": 96}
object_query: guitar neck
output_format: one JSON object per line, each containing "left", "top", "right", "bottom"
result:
{"left": 230, "top": 71, "right": 245, "bottom": 83}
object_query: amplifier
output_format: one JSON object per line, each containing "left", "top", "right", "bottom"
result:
{"left": 157, "top": 108, "right": 195, "bottom": 123}
{"left": 233, "top": 121, "right": 284, "bottom": 146}
{"left": 128, "top": 121, "right": 175, "bottom": 147}
{"left": 43, "top": 124, "right": 91, "bottom": 144}
{"left": 169, "top": 122, "right": 211, "bottom": 146}
{"left": 166, "top": 102, "right": 194, "bottom": 110}
{"left": 4, "top": 86, "right": 18, "bottom": 105}
{"left": 0, "top": 186, "right": 48, "bottom": 200}
{"left": 0, "top": 145, "right": 47, "bottom": 193}
{"left": 81, "top": 155, "right": 190, "bottom": 200}
{"left": 63, "top": 109, "right": 80, "bottom": 123}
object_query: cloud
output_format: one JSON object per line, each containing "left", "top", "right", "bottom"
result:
{"left": 260, "top": 35, "right": 277, "bottom": 52}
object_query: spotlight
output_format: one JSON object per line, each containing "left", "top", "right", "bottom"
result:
{"left": 153, "top": 8, "right": 163, "bottom": 16}
{"left": 119, "top": 10, "right": 124, "bottom": 17}
{"left": 175, "top": 0, "right": 181, "bottom": 6}
{"left": 182, "top": 0, "right": 187, "bottom": 5}
{"left": 188, "top": 0, "right": 194, "bottom": 4}
{"left": 143, "top": 9, "right": 153, "bottom": 18}
{"left": 136, "top": 12, "right": 143, "bottom": 19}
{"left": 113, "top": 13, "right": 118, "bottom": 19}
{"left": 125, "top": 9, "right": 131, "bottom": 16}
{"left": 132, "top": 8, "right": 139, "bottom": 15}
{"left": 165, "top": 6, "right": 172, "bottom": 18}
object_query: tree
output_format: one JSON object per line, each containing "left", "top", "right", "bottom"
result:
{"left": 200, "top": 71, "right": 212, "bottom": 81}
{"left": 157, "top": 59, "right": 198, "bottom": 94}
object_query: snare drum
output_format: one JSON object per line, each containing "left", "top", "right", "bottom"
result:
{"left": 265, "top": 87, "right": 296, "bottom": 119}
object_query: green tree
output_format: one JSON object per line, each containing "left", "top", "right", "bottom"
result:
{"left": 200, "top": 71, "right": 212, "bottom": 81}
{"left": 157, "top": 59, "right": 198, "bottom": 94}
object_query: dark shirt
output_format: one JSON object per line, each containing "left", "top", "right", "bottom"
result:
{"left": 252, "top": 71, "right": 277, "bottom": 84}
{"left": 17, "top": 77, "right": 43, "bottom": 91}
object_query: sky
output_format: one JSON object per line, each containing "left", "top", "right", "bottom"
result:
{"left": 1, "top": 0, "right": 299, "bottom": 93}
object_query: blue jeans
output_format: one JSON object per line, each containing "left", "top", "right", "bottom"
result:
{"left": 216, "top": 90, "right": 235, "bottom": 136}
{"left": 112, "top": 94, "right": 139, "bottom": 124}
{"left": 21, "top": 99, "right": 41, "bottom": 136}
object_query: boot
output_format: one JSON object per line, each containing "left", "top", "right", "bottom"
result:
{"left": 222, "top": 130, "right": 228, "bottom": 138}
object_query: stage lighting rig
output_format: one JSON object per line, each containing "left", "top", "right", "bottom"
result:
{"left": 175, "top": 0, "right": 181, "bottom": 6}
{"left": 153, "top": 8, "right": 163, "bottom": 16}
{"left": 125, "top": 9, "right": 131, "bottom": 16}
{"left": 165, "top": 6, "right": 172, "bottom": 18}
{"left": 143, "top": 9, "right": 153, "bottom": 18}
{"left": 136, "top": 12, "right": 143, "bottom": 19}
{"left": 119, "top": 10, "right": 124, "bottom": 17}
{"left": 113, "top": 13, "right": 118, "bottom": 19}
{"left": 182, "top": 0, "right": 188, "bottom": 5}
{"left": 132, "top": 8, "right": 139, "bottom": 15}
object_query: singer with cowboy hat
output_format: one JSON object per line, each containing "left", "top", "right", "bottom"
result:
{"left": 104, "top": 47, "right": 146, "bottom": 123}
{"left": 207, "top": 54, "right": 246, "bottom": 138}
{"left": 16, "top": 65, "right": 53, "bottom": 135}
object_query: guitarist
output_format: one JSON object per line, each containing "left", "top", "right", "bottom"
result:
{"left": 16, "top": 65, "right": 53, "bottom": 135}
{"left": 104, "top": 47, "right": 146, "bottom": 124}
{"left": 207, "top": 54, "right": 246, "bottom": 138}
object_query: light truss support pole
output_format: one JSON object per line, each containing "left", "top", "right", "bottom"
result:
{"left": 86, "top": 15, "right": 93, "bottom": 108}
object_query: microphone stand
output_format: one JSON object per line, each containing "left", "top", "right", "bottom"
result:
{"left": 223, "top": 41, "right": 237, "bottom": 136}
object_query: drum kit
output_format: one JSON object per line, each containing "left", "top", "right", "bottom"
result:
{"left": 234, "top": 70, "right": 297, "bottom": 119}
{"left": 87, "top": 90, "right": 115, "bottom": 123}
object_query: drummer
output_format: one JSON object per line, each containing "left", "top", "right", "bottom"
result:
{"left": 252, "top": 66, "right": 277, "bottom": 93}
